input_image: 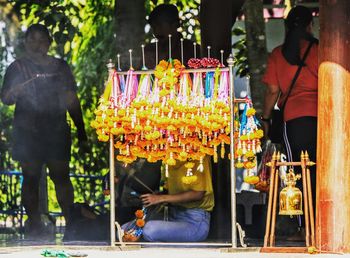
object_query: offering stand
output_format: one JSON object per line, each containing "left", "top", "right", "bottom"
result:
{"left": 92, "top": 48, "right": 263, "bottom": 248}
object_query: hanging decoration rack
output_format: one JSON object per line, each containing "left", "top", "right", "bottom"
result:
{"left": 91, "top": 35, "right": 263, "bottom": 247}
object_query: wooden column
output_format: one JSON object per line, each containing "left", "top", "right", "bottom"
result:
{"left": 317, "top": 0, "right": 350, "bottom": 253}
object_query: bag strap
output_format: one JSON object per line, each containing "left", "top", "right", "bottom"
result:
{"left": 280, "top": 41, "right": 314, "bottom": 110}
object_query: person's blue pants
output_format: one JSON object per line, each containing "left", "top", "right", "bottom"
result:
{"left": 141, "top": 207, "right": 210, "bottom": 242}
{"left": 122, "top": 207, "right": 211, "bottom": 242}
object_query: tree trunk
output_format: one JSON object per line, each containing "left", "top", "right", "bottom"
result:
{"left": 115, "top": 0, "right": 145, "bottom": 70}
{"left": 316, "top": 0, "right": 350, "bottom": 253}
{"left": 200, "top": 0, "right": 245, "bottom": 241}
{"left": 200, "top": 0, "right": 245, "bottom": 62}
{"left": 243, "top": 0, "right": 267, "bottom": 113}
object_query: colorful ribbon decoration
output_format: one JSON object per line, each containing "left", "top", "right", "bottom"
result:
{"left": 92, "top": 59, "right": 263, "bottom": 175}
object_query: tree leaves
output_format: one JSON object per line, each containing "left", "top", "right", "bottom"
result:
{"left": 232, "top": 27, "right": 249, "bottom": 77}
{"left": 1, "top": 0, "right": 202, "bottom": 213}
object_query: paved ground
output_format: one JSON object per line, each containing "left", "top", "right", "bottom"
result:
{"left": 0, "top": 245, "right": 348, "bottom": 258}
{"left": 0, "top": 231, "right": 348, "bottom": 258}
{"left": 0, "top": 242, "right": 350, "bottom": 258}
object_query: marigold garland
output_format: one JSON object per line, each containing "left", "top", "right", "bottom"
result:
{"left": 91, "top": 59, "right": 263, "bottom": 185}
{"left": 235, "top": 99, "right": 263, "bottom": 185}
{"left": 122, "top": 207, "right": 147, "bottom": 242}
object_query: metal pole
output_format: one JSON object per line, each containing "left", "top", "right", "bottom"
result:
{"left": 106, "top": 60, "right": 116, "bottom": 246}
{"left": 227, "top": 54, "right": 237, "bottom": 248}
{"left": 115, "top": 67, "right": 230, "bottom": 75}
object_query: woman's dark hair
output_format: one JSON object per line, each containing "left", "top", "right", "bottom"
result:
{"left": 282, "top": 5, "right": 316, "bottom": 65}
{"left": 25, "top": 24, "right": 52, "bottom": 43}
{"left": 148, "top": 4, "right": 180, "bottom": 28}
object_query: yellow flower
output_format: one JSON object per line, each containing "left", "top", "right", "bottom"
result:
{"left": 117, "top": 109, "right": 126, "bottom": 116}
{"left": 181, "top": 175, "right": 198, "bottom": 185}
{"left": 179, "top": 151, "right": 188, "bottom": 159}
{"left": 167, "top": 125, "right": 176, "bottom": 131}
{"left": 245, "top": 150, "right": 255, "bottom": 158}
{"left": 240, "top": 135, "right": 248, "bottom": 141}
{"left": 106, "top": 109, "right": 114, "bottom": 116}
{"left": 134, "top": 124, "right": 143, "bottom": 132}
{"left": 159, "top": 89, "right": 170, "bottom": 97}
{"left": 98, "top": 134, "right": 109, "bottom": 142}
{"left": 144, "top": 125, "right": 152, "bottom": 132}
{"left": 246, "top": 108, "right": 256, "bottom": 116}
{"left": 244, "top": 161, "right": 256, "bottom": 169}
{"left": 235, "top": 162, "right": 244, "bottom": 168}
{"left": 244, "top": 175, "right": 260, "bottom": 185}
{"left": 166, "top": 157, "right": 176, "bottom": 166}
{"left": 177, "top": 155, "right": 187, "bottom": 162}
{"left": 184, "top": 162, "right": 195, "bottom": 169}
{"left": 90, "top": 120, "right": 99, "bottom": 129}
{"left": 255, "top": 129, "right": 264, "bottom": 138}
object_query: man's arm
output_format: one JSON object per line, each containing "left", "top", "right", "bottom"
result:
{"left": 261, "top": 84, "right": 280, "bottom": 136}
{"left": 61, "top": 60, "right": 87, "bottom": 143}
{"left": 262, "top": 84, "right": 280, "bottom": 120}
{"left": 66, "top": 91, "right": 87, "bottom": 142}
{"left": 1, "top": 78, "right": 35, "bottom": 105}
{"left": 1, "top": 62, "right": 29, "bottom": 105}
{"left": 140, "top": 190, "right": 205, "bottom": 207}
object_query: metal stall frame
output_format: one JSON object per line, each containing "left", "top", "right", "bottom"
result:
{"left": 107, "top": 55, "right": 243, "bottom": 248}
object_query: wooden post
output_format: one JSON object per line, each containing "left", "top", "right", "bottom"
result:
{"left": 262, "top": 151, "right": 314, "bottom": 253}
{"left": 301, "top": 152, "right": 310, "bottom": 247}
{"left": 269, "top": 152, "right": 280, "bottom": 247}
{"left": 317, "top": 0, "right": 350, "bottom": 253}
{"left": 263, "top": 152, "right": 277, "bottom": 247}
{"left": 305, "top": 152, "right": 316, "bottom": 247}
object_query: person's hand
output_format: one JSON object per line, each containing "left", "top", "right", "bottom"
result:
{"left": 140, "top": 193, "right": 163, "bottom": 207}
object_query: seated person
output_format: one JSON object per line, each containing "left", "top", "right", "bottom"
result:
{"left": 115, "top": 158, "right": 162, "bottom": 224}
{"left": 142, "top": 4, "right": 200, "bottom": 69}
{"left": 123, "top": 155, "right": 214, "bottom": 242}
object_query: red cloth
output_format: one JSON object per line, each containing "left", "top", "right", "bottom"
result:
{"left": 262, "top": 40, "right": 318, "bottom": 121}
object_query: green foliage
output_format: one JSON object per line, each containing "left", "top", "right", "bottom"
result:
{"left": 1, "top": 0, "right": 202, "bottom": 215}
{"left": 232, "top": 27, "right": 249, "bottom": 77}
{"left": 0, "top": 0, "right": 116, "bottom": 213}
{"left": 0, "top": 16, "right": 18, "bottom": 171}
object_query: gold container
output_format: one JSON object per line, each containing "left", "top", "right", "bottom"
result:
{"left": 279, "top": 169, "right": 303, "bottom": 216}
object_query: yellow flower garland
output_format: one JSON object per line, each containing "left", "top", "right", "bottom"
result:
{"left": 91, "top": 61, "right": 264, "bottom": 182}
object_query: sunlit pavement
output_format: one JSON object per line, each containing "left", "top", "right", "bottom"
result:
{"left": 0, "top": 233, "right": 348, "bottom": 258}
{"left": 0, "top": 246, "right": 349, "bottom": 258}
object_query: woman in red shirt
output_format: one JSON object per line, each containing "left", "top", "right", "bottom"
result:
{"left": 261, "top": 5, "right": 318, "bottom": 221}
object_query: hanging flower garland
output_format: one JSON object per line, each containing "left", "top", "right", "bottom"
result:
{"left": 234, "top": 98, "right": 264, "bottom": 184}
{"left": 122, "top": 207, "right": 147, "bottom": 242}
{"left": 91, "top": 70, "right": 122, "bottom": 143}
{"left": 91, "top": 59, "right": 263, "bottom": 181}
